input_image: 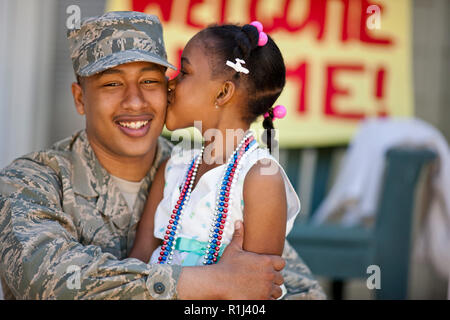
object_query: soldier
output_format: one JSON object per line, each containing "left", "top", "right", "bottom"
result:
{"left": 0, "top": 11, "right": 325, "bottom": 300}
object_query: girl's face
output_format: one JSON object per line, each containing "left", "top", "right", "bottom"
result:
{"left": 166, "top": 37, "right": 223, "bottom": 132}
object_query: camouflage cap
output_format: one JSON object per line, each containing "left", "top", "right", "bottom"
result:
{"left": 67, "top": 11, "right": 176, "bottom": 77}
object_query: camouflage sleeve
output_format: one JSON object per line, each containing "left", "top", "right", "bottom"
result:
{"left": 0, "top": 159, "right": 181, "bottom": 300}
{"left": 281, "top": 240, "right": 327, "bottom": 300}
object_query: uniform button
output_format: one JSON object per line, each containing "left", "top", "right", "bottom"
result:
{"left": 154, "top": 282, "right": 165, "bottom": 294}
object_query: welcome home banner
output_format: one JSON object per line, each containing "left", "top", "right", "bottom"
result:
{"left": 106, "top": 0, "right": 413, "bottom": 147}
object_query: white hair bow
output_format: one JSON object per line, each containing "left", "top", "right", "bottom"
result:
{"left": 226, "top": 58, "right": 249, "bottom": 74}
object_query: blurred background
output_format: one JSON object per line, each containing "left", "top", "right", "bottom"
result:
{"left": 0, "top": 0, "right": 449, "bottom": 299}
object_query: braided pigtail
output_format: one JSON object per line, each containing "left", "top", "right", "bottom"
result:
{"left": 261, "top": 110, "right": 275, "bottom": 153}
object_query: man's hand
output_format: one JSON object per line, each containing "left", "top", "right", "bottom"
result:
{"left": 177, "top": 221, "right": 286, "bottom": 300}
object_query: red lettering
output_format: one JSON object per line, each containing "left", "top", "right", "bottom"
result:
{"left": 186, "top": 0, "right": 205, "bottom": 29}
{"left": 250, "top": 0, "right": 327, "bottom": 39}
{"left": 167, "top": 48, "right": 183, "bottom": 80}
{"left": 287, "top": 62, "right": 309, "bottom": 115}
{"left": 132, "top": 0, "right": 393, "bottom": 46}
{"left": 131, "top": 0, "right": 174, "bottom": 22}
{"left": 219, "top": 0, "right": 229, "bottom": 24}
{"left": 374, "top": 67, "right": 388, "bottom": 117}
{"left": 340, "top": 0, "right": 352, "bottom": 42}
{"left": 324, "top": 64, "right": 365, "bottom": 120}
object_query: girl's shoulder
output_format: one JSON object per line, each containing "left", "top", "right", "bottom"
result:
{"left": 242, "top": 146, "right": 301, "bottom": 234}
{"left": 241, "top": 147, "right": 281, "bottom": 176}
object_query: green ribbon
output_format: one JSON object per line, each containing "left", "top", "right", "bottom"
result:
{"left": 175, "top": 237, "right": 227, "bottom": 266}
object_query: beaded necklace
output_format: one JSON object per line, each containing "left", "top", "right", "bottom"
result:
{"left": 158, "top": 131, "right": 258, "bottom": 265}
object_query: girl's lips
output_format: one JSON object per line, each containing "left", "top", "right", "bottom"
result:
{"left": 116, "top": 120, "right": 151, "bottom": 138}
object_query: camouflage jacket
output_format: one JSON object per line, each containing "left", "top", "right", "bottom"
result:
{"left": 0, "top": 130, "right": 325, "bottom": 300}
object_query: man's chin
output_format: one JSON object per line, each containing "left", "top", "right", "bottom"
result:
{"left": 87, "top": 129, "right": 157, "bottom": 161}
{"left": 113, "top": 136, "right": 157, "bottom": 159}
{"left": 115, "top": 146, "right": 155, "bottom": 159}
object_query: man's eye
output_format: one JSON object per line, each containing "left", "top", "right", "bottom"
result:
{"left": 104, "top": 82, "right": 121, "bottom": 87}
{"left": 142, "top": 80, "right": 158, "bottom": 84}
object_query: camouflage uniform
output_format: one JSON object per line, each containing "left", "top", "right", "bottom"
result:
{"left": 0, "top": 11, "right": 325, "bottom": 300}
{"left": 0, "top": 130, "right": 324, "bottom": 300}
{"left": 0, "top": 131, "right": 179, "bottom": 299}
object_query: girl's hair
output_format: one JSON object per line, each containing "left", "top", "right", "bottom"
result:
{"left": 195, "top": 24, "right": 286, "bottom": 152}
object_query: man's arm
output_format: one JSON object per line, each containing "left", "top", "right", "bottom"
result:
{"left": 0, "top": 158, "right": 180, "bottom": 299}
{"left": 281, "top": 241, "right": 327, "bottom": 300}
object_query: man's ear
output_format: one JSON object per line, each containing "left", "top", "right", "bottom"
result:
{"left": 215, "top": 81, "right": 235, "bottom": 107}
{"left": 71, "top": 82, "right": 85, "bottom": 115}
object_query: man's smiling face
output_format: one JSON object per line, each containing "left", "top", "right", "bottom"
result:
{"left": 72, "top": 61, "right": 167, "bottom": 160}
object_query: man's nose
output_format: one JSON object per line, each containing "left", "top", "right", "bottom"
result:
{"left": 121, "top": 83, "right": 147, "bottom": 111}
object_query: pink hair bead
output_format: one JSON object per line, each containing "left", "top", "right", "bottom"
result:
{"left": 263, "top": 105, "right": 287, "bottom": 120}
{"left": 258, "top": 32, "right": 268, "bottom": 46}
{"left": 273, "top": 105, "right": 287, "bottom": 119}
{"left": 250, "top": 21, "right": 263, "bottom": 33}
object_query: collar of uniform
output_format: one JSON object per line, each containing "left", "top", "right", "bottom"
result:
{"left": 125, "top": 136, "right": 173, "bottom": 251}
{"left": 127, "top": 136, "right": 169, "bottom": 224}
{"left": 71, "top": 130, "right": 172, "bottom": 205}
{"left": 71, "top": 130, "right": 109, "bottom": 198}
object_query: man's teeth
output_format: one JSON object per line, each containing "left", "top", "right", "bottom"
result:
{"left": 118, "top": 120, "right": 149, "bottom": 129}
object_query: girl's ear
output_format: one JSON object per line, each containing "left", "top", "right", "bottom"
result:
{"left": 215, "top": 81, "right": 235, "bottom": 107}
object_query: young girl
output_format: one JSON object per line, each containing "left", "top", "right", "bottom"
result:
{"left": 129, "top": 22, "right": 300, "bottom": 288}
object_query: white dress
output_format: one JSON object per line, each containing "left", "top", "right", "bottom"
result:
{"left": 150, "top": 141, "right": 301, "bottom": 267}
